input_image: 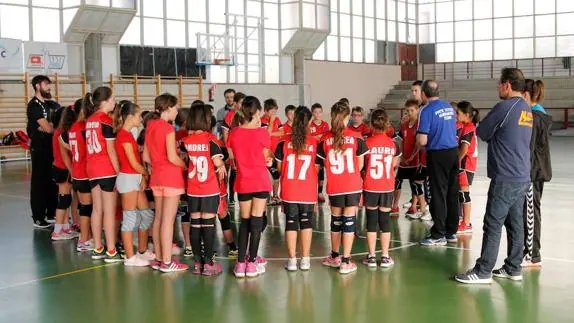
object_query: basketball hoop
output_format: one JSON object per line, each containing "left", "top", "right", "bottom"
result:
{"left": 213, "top": 58, "right": 231, "bottom": 65}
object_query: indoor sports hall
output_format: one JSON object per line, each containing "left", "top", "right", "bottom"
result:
{"left": 1, "top": 0, "right": 574, "bottom": 322}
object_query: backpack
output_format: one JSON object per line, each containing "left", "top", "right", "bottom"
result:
{"left": 1, "top": 132, "right": 15, "bottom": 146}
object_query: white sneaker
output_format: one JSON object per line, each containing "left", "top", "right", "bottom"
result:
{"left": 139, "top": 250, "right": 156, "bottom": 261}
{"left": 64, "top": 229, "right": 80, "bottom": 238}
{"left": 51, "top": 231, "right": 73, "bottom": 241}
{"left": 420, "top": 211, "right": 433, "bottom": 221}
{"left": 402, "top": 202, "right": 412, "bottom": 209}
{"left": 407, "top": 211, "right": 422, "bottom": 220}
{"left": 300, "top": 257, "right": 311, "bottom": 271}
{"left": 124, "top": 255, "right": 150, "bottom": 267}
{"left": 76, "top": 239, "right": 95, "bottom": 252}
{"left": 285, "top": 258, "right": 298, "bottom": 271}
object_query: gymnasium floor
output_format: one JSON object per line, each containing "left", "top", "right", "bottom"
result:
{"left": 0, "top": 138, "right": 573, "bottom": 323}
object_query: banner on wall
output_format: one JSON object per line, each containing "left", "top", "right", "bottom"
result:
{"left": 0, "top": 38, "right": 24, "bottom": 73}
{"left": 24, "top": 42, "right": 68, "bottom": 75}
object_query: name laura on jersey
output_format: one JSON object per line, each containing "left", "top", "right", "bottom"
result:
{"left": 370, "top": 146, "right": 395, "bottom": 155}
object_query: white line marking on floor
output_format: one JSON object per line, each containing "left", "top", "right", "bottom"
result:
{"left": 0, "top": 193, "right": 29, "bottom": 200}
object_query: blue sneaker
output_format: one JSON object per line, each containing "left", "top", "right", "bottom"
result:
{"left": 446, "top": 234, "right": 458, "bottom": 243}
{"left": 420, "top": 237, "right": 447, "bottom": 246}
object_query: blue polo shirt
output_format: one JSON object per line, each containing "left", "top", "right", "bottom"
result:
{"left": 417, "top": 99, "right": 458, "bottom": 151}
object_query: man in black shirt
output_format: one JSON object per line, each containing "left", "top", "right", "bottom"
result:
{"left": 215, "top": 88, "right": 235, "bottom": 138}
{"left": 26, "top": 75, "right": 59, "bottom": 229}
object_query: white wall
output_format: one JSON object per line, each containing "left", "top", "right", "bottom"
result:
{"left": 101, "top": 45, "right": 119, "bottom": 79}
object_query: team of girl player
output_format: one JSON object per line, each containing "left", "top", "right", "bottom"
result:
{"left": 48, "top": 85, "right": 479, "bottom": 277}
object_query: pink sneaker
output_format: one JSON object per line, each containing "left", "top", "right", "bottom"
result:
{"left": 159, "top": 259, "right": 188, "bottom": 273}
{"left": 150, "top": 259, "right": 161, "bottom": 270}
{"left": 203, "top": 262, "right": 223, "bottom": 276}
{"left": 192, "top": 262, "right": 202, "bottom": 275}
{"left": 246, "top": 262, "right": 259, "bottom": 277}
{"left": 234, "top": 261, "right": 247, "bottom": 278}
{"left": 322, "top": 255, "right": 341, "bottom": 268}
{"left": 339, "top": 261, "right": 357, "bottom": 275}
{"left": 244, "top": 256, "right": 268, "bottom": 267}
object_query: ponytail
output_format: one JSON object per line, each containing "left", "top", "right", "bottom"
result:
{"left": 370, "top": 109, "right": 390, "bottom": 133}
{"left": 152, "top": 93, "right": 178, "bottom": 120}
{"left": 330, "top": 101, "right": 351, "bottom": 152}
{"left": 534, "top": 80, "right": 545, "bottom": 103}
{"left": 525, "top": 79, "right": 545, "bottom": 104}
{"left": 291, "top": 106, "right": 312, "bottom": 155}
{"left": 83, "top": 86, "right": 113, "bottom": 119}
{"left": 232, "top": 96, "right": 262, "bottom": 128}
{"left": 471, "top": 108, "right": 480, "bottom": 126}
{"left": 113, "top": 100, "right": 140, "bottom": 130}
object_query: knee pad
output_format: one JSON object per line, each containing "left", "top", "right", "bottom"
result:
{"left": 57, "top": 194, "right": 72, "bottom": 210}
{"left": 271, "top": 169, "right": 280, "bottom": 180}
{"left": 366, "top": 209, "right": 379, "bottom": 233}
{"left": 201, "top": 217, "right": 216, "bottom": 227}
{"left": 139, "top": 208, "right": 154, "bottom": 231}
{"left": 413, "top": 182, "right": 424, "bottom": 196}
{"left": 78, "top": 203, "right": 92, "bottom": 217}
{"left": 395, "top": 179, "right": 403, "bottom": 190}
{"left": 299, "top": 212, "right": 312, "bottom": 230}
{"left": 342, "top": 216, "right": 356, "bottom": 233}
{"left": 121, "top": 210, "right": 139, "bottom": 232}
{"left": 285, "top": 212, "right": 299, "bottom": 231}
{"left": 463, "top": 191, "right": 471, "bottom": 204}
{"left": 219, "top": 213, "right": 232, "bottom": 231}
{"left": 378, "top": 210, "right": 391, "bottom": 233}
{"left": 330, "top": 215, "right": 343, "bottom": 233}
{"left": 190, "top": 217, "right": 201, "bottom": 227}
{"left": 458, "top": 191, "right": 465, "bottom": 203}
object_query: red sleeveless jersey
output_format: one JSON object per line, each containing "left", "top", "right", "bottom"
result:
{"left": 364, "top": 133, "right": 401, "bottom": 193}
{"left": 116, "top": 128, "right": 140, "bottom": 174}
{"left": 310, "top": 120, "right": 330, "bottom": 139}
{"left": 400, "top": 120, "right": 419, "bottom": 168}
{"left": 275, "top": 136, "right": 319, "bottom": 204}
{"left": 52, "top": 128, "right": 66, "bottom": 169}
{"left": 184, "top": 132, "right": 223, "bottom": 197}
{"left": 317, "top": 129, "right": 369, "bottom": 196}
{"left": 86, "top": 111, "right": 116, "bottom": 179}
{"left": 459, "top": 122, "right": 478, "bottom": 172}
{"left": 68, "top": 121, "right": 88, "bottom": 180}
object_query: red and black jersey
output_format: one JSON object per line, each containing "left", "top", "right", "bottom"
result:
{"left": 364, "top": 133, "right": 401, "bottom": 193}
{"left": 309, "top": 120, "right": 330, "bottom": 139}
{"left": 261, "top": 116, "right": 283, "bottom": 153}
{"left": 184, "top": 132, "right": 224, "bottom": 197}
{"left": 459, "top": 122, "right": 478, "bottom": 172}
{"left": 86, "top": 111, "right": 116, "bottom": 179}
{"left": 399, "top": 120, "right": 419, "bottom": 168}
{"left": 68, "top": 121, "right": 88, "bottom": 180}
{"left": 317, "top": 129, "right": 369, "bottom": 196}
{"left": 347, "top": 123, "right": 372, "bottom": 139}
{"left": 275, "top": 135, "right": 320, "bottom": 204}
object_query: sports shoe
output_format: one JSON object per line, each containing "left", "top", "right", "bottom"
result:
{"left": 457, "top": 222, "right": 473, "bottom": 234}
{"left": 420, "top": 237, "right": 447, "bottom": 246}
{"left": 420, "top": 211, "right": 432, "bottom": 221}
{"left": 285, "top": 258, "right": 298, "bottom": 271}
{"left": 492, "top": 267, "right": 523, "bottom": 281}
{"left": 362, "top": 256, "right": 377, "bottom": 268}
{"left": 104, "top": 251, "right": 124, "bottom": 263}
{"left": 191, "top": 261, "right": 202, "bottom": 275}
{"left": 159, "top": 259, "right": 189, "bottom": 273}
{"left": 339, "top": 261, "right": 357, "bottom": 275}
{"left": 380, "top": 256, "right": 394, "bottom": 268}
{"left": 521, "top": 256, "right": 542, "bottom": 268}
{"left": 234, "top": 261, "right": 247, "bottom": 278}
{"left": 405, "top": 207, "right": 418, "bottom": 218}
{"left": 91, "top": 247, "right": 106, "bottom": 260}
{"left": 171, "top": 243, "right": 181, "bottom": 255}
{"left": 390, "top": 207, "right": 400, "bottom": 215}
{"left": 138, "top": 250, "right": 155, "bottom": 261}
{"left": 77, "top": 239, "right": 95, "bottom": 252}
{"left": 124, "top": 255, "right": 150, "bottom": 267}
{"left": 203, "top": 262, "right": 223, "bottom": 276}
{"left": 246, "top": 262, "right": 259, "bottom": 277}
{"left": 51, "top": 231, "right": 74, "bottom": 241}
{"left": 64, "top": 229, "right": 80, "bottom": 239}
{"left": 402, "top": 202, "right": 412, "bottom": 209}
{"left": 33, "top": 219, "right": 53, "bottom": 229}
{"left": 245, "top": 256, "right": 268, "bottom": 267}
{"left": 322, "top": 255, "right": 342, "bottom": 268}
{"left": 183, "top": 246, "right": 193, "bottom": 258}
{"left": 116, "top": 243, "right": 126, "bottom": 256}
{"left": 446, "top": 234, "right": 458, "bottom": 243}
{"left": 300, "top": 257, "right": 311, "bottom": 271}
{"left": 150, "top": 259, "right": 161, "bottom": 270}
{"left": 45, "top": 217, "right": 56, "bottom": 224}
{"left": 455, "top": 269, "right": 492, "bottom": 284}
{"left": 228, "top": 249, "right": 239, "bottom": 259}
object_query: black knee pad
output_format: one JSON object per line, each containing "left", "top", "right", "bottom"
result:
{"left": 219, "top": 213, "right": 232, "bottom": 231}
{"left": 395, "top": 178, "right": 403, "bottom": 190}
{"left": 201, "top": 217, "right": 216, "bottom": 227}
{"left": 463, "top": 191, "right": 471, "bottom": 204}
{"left": 79, "top": 203, "right": 92, "bottom": 217}
{"left": 366, "top": 209, "right": 379, "bottom": 233}
{"left": 342, "top": 216, "right": 356, "bottom": 233}
{"left": 57, "top": 194, "right": 72, "bottom": 210}
{"left": 413, "top": 182, "right": 424, "bottom": 196}
{"left": 378, "top": 210, "right": 391, "bottom": 233}
{"left": 330, "top": 215, "right": 343, "bottom": 232}
{"left": 271, "top": 169, "right": 280, "bottom": 180}
{"left": 285, "top": 212, "right": 299, "bottom": 231}
{"left": 299, "top": 212, "right": 312, "bottom": 230}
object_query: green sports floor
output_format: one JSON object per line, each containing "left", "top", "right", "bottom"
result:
{"left": 1, "top": 138, "right": 574, "bottom": 323}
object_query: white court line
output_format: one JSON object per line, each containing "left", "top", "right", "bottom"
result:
{"left": 0, "top": 193, "right": 29, "bottom": 200}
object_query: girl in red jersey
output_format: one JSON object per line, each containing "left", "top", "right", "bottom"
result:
{"left": 362, "top": 109, "right": 401, "bottom": 268}
{"left": 318, "top": 102, "right": 369, "bottom": 275}
{"left": 143, "top": 93, "right": 188, "bottom": 273}
{"left": 84, "top": 87, "right": 121, "bottom": 262}
{"left": 184, "top": 104, "right": 226, "bottom": 276}
{"left": 51, "top": 106, "right": 79, "bottom": 241}
{"left": 275, "top": 106, "right": 320, "bottom": 271}
{"left": 310, "top": 103, "right": 330, "bottom": 203}
{"left": 114, "top": 100, "right": 155, "bottom": 267}
{"left": 228, "top": 96, "right": 273, "bottom": 278}
{"left": 456, "top": 101, "right": 479, "bottom": 234}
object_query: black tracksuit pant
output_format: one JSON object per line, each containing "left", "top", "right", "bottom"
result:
{"left": 427, "top": 148, "right": 460, "bottom": 239}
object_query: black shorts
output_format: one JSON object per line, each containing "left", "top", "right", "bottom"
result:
{"left": 145, "top": 188, "right": 154, "bottom": 202}
{"left": 52, "top": 166, "right": 70, "bottom": 184}
{"left": 414, "top": 166, "right": 428, "bottom": 181}
{"left": 237, "top": 191, "right": 270, "bottom": 202}
{"left": 363, "top": 191, "right": 394, "bottom": 208}
{"left": 397, "top": 167, "right": 417, "bottom": 181}
{"left": 283, "top": 202, "right": 314, "bottom": 216}
{"left": 89, "top": 177, "right": 116, "bottom": 192}
{"left": 318, "top": 167, "right": 325, "bottom": 181}
{"left": 329, "top": 193, "right": 361, "bottom": 208}
{"left": 187, "top": 195, "right": 219, "bottom": 214}
{"left": 72, "top": 179, "right": 91, "bottom": 193}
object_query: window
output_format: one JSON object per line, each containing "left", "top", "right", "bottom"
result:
{"left": 264, "top": 3, "right": 278, "bottom": 29}
{"left": 120, "top": 16, "right": 140, "bottom": 45}
{"left": 514, "top": 16, "right": 533, "bottom": 38}
{"left": 557, "top": 36, "right": 574, "bottom": 56}
{"left": 437, "top": 42, "right": 454, "bottom": 62}
{"left": 535, "top": 15, "right": 555, "bottom": 37}
{"left": 474, "top": 40, "right": 492, "bottom": 61}
{"left": 436, "top": 1, "right": 453, "bottom": 22}
{"left": 33, "top": 0, "right": 59, "bottom": 8}
{"left": 514, "top": 0, "right": 533, "bottom": 16}
{"left": 167, "top": 20, "right": 186, "bottom": 47}
{"left": 32, "top": 8, "right": 60, "bottom": 42}
{"left": 454, "top": 0, "right": 472, "bottom": 21}
{"left": 493, "top": 18, "right": 512, "bottom": 39}
{"left": 437, "top": 22, "right": 453, "bottom": 42}
{"left": 474, "top": 19, "right": 492, "bottom": 40}
{"left": 143, "top": 0, "right": 163, "bottom": 18}
{"left": 494, "top": 0, "right": 512, "bottom": 18}
{"left": 535, "top": 37, "right": 555, "bottom": 58}
{"left": 229, "top": 0, "right": 244, "bottom": 15}
{"left": 418, "top": 4, "right": 434, "bottom": 23}
{"left": 188, "top": 22, "right": 206, "bottom": 48}
{"left": 365, "top": 17, "right": 374, "bottom": 39}
{"left": 0, "top": 0, "right": 28, "bottom": 5}
{"left": 398, "top": 22, "right": 406, "bottom": 42}
{"left": 331, "top": 12, "right": 338, "bottom": 35}
{"left": 303, "top": 3, "right": 316, "bottom": 28}
{"left": 352, "top": 0, "right": 362, "bottom": 16}
{"left": 557, "top": 13, "right": 574, "bottom": 35}
{"left": 365, "top": 39, "right": 375, "bottom": 63}
{"left": 340, "top": 13, "right": 350, "bottom": 36}
{"left": 494, "top": 39, "right": 512, "bottom": 60}
{"left": 353, "top": 38, "right": 363, "bottom": 62}
{"left": 397, "top": 1, "right": 406, "bottom": 22}
{"left": 376, "top": 19, "right": 386, "bottom": 40}
{"left": 265, "top": 56, "right": 279, "bottom": 83}
{"left": 376, "top": 0, "right": 385, "bottom": 18}
{"left": 455, "top": 21, "right": 472, "bottom": 42}
{"left": 474, "top": 0, "right": 492, "bottom": 19}
{"left": 0, "top": 5, "right": 29, "bottom": 41}
{"left": 387, "top": 20, "right": 396, "bottom": 41}
{"left": 143, "top": 18, "right": 164, "bottom": 46}
{"left": 388, "top": 0, "right": 396, "bottom": 20}
{"left": 557, "top": 0, "right": 574, "bottom": 13}
{"left": 514, "top": 38, "right": 534, "bottom": 59}
{"left": 340, "top": 36, "right": 351, "bottom": 61}
{"left": 313, "top": 41, "right": 325, "bottom": 60}
{"left": 209, "top": 0, "right": 226, "bottom": 24}
{"left": 365, "top": 0, "right": 374, "bottom": 17}
{"left": 353, "top": 15, "right": 363, "bottom": 38}
{"left": 339, "top": 0, "right": 350, "bottom": 14}
{"left": 166, "top": 0, "right": 185, "bottom": 20}
{"left": 418, "top": 23, "right": 435, "bottom": 44}
{"left": 264, "top": 29, "right": 279, "bottom": 55}
{"left": 188, "top": 0, "right": 206, "bottom": 22}
{"left": 535, "top": 0, "right": 555, "bottom": 15}
{"left": 327, "top": 35, "right": 338, "bottom": 61}
{"left": 455, "top": 41, "right": 472, "bottom": 62}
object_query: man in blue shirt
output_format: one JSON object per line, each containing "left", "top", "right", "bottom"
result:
{"left": 456, "top": 68, "right": 532, "bottom": 284}
{"left": 416, "top": 80, "right": 460, "bottom": 246}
